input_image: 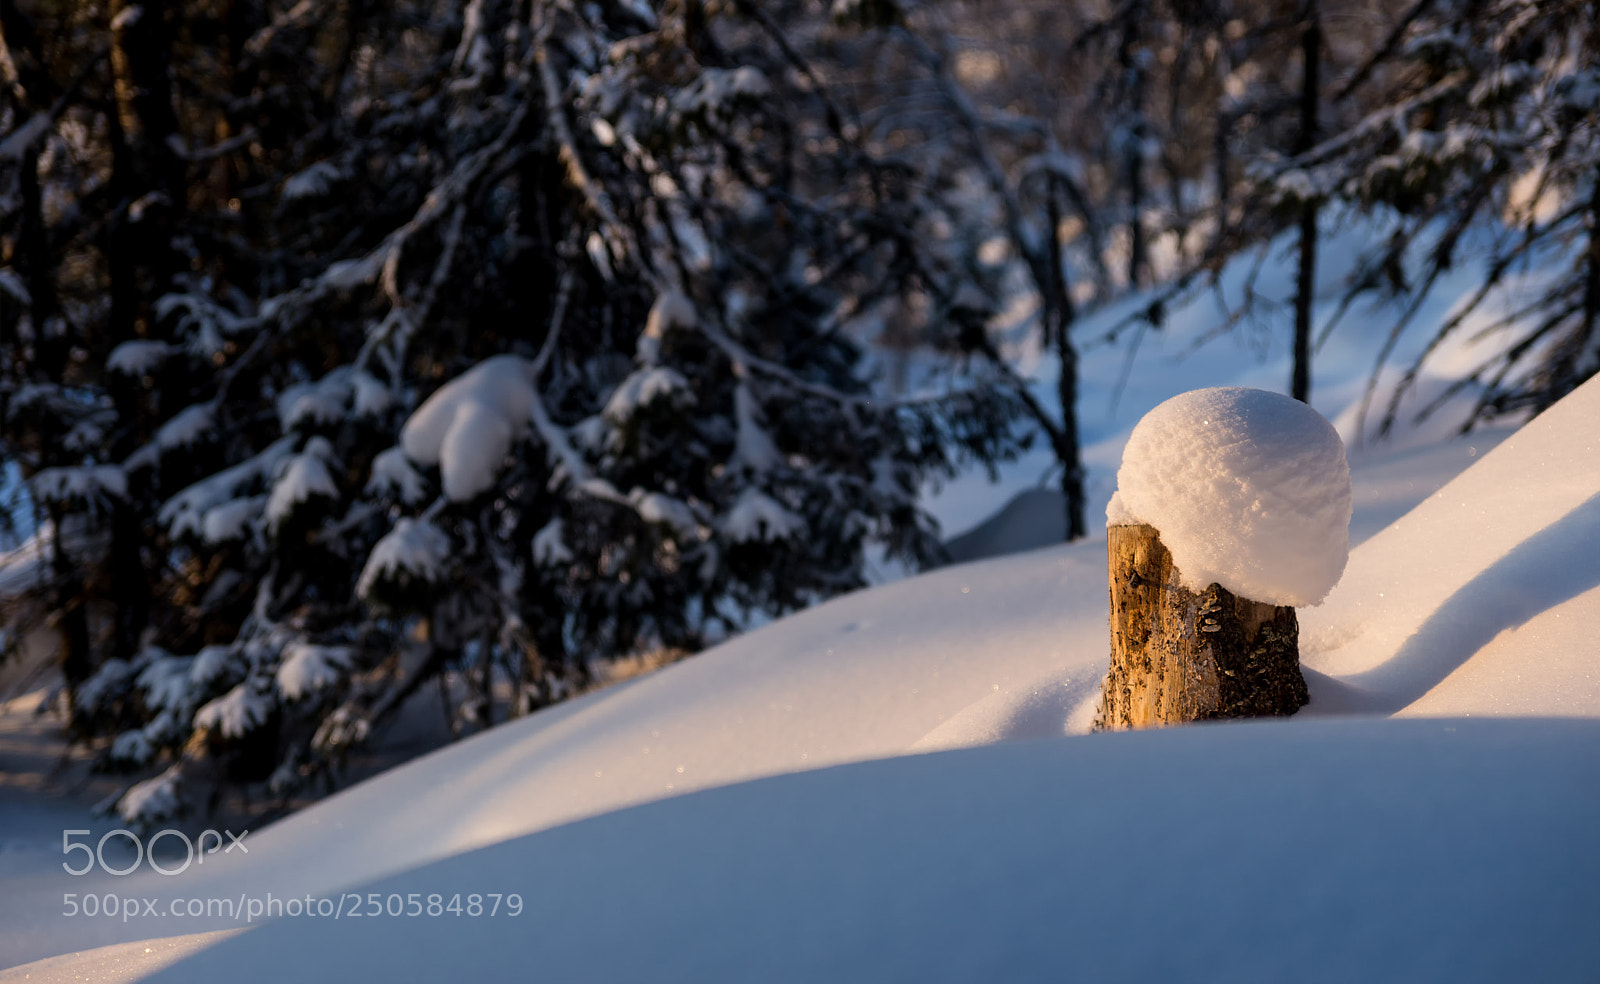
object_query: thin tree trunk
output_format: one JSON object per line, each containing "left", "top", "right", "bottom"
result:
{"left": 1096, "top": 524, "right": 1308, "bottom": 729}
{"left": 108, "top": 0, "right": 184, "bottom": 342}
{"left": 1291, "top": 0, "right": 1321, "bottom": 404}
{"left": 1045, "top": 179, "right": 1087, "bottom": 540}
{"left": 1117, "top": 0, "right": 1151, "bottom": 289}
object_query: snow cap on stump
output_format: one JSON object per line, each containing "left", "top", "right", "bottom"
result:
{"left": 1106, "top": 387, "right": 1351, "bottom": 607}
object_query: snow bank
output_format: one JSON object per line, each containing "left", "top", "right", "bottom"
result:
{"left": 70, "top": 719, "right": 1600, "bottom": 984}
{"left": 1300, "top": 373, "right": 1600, "bottom": 715}
{"left": 1106, "top": 387, "right": 1351, "bottom": 606}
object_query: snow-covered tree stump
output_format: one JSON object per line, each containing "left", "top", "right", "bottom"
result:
{"left": 1096, "top": 523, "right": 1306, "bottom": 729}
{"left": 1094, "top": 387, "right": 1352, "bottom": 731}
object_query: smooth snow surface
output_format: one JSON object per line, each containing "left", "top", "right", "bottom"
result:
{"left": 1106, "top": 387, "right": 1351, "bottom": 606}
{"left": 1300, "top": 373, "right": 1600, "bottom": 715}
{"left": 38, "top": 719, "right": 1600, "bottom": 984}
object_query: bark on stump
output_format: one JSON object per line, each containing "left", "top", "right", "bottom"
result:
{"left": 1095, "top": 523, "right": 1309, "bottom": 730}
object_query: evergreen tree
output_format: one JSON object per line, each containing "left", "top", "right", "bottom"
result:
{"left": 1, "top": 0, "right": 1028, "bottom": 828}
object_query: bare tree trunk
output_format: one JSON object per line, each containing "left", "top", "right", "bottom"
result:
{"left": 108, "top": 0, "right": 184, "bottom": 342}
{"left": 1291, "top": 0, "right": 1321, "bottom": 404}
{"left": 1116, "top": 0, "right": 1151, "bottom": 289}
{"left": 1096, "top": 524, "right": 1308, "bottom": 730}
{"left": 1045, "top": 180, "right": 1087, "bottom": 540}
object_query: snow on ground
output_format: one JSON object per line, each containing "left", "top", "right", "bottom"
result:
{"left": 3, "top": 374, "right": 1596, "bottom": 979}
{"left": 94, "top": 719, "right": 1600, "bottom": 984}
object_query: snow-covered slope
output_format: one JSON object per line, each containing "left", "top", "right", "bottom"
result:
{"left": 4, "top": 377, "right": 1598, "bottom": 979}
{"left": 80, "top": 719, "right": 1600, "bottom": 984}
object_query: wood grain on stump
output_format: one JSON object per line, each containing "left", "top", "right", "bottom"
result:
{"left": 1095, "top": 523, "right": 1309, "bottom": 730}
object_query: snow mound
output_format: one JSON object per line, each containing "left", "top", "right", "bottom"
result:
{"left": 98, "top": 719, "right": 1600, "bottom": 984}
{"left": 1106, "top": 387, "right": 1351, "bottom": 606}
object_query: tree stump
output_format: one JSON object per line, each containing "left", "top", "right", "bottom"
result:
{"left": 1095, "top": 524, "right": 1308, "bottom": 730}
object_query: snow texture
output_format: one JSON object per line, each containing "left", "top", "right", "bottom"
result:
{"left": 88, "top": 719, "right": 1600, "bottom": 984}
{"left": 365, "top": 447, "right": 429, "bottom": 505}
{"left": 719, "top": 488, "right": 805, "bottom": 543}
{"left": 201, "top": 495, "right": 265, "bottom": 544}
{"left": 135, "top": 654, "right": 196, "bottom": 712}
{"left": 28, "top": 466, "right": 125, "bottom": 506}
{"left": 193, "top": 683, "right": 271, "bottom": 739}
{"left": 277, "top": 643, "right": 355, "bottom": 700}
{"left": 401, "top": 356, "right": 534, "bottom": 501}
{"left": 532, "top": 519, "right": 574, "bottom": 566}
{"left": 1106, "top": 387, "right": 1351, "bottom": 606}
{"left": 603, "top": 366, "right": 691, "bottom": 423}
{"left": 637, "top": 290, "right": 697, "bottom": 363}
{"left": 281, "top": 160, "right": 341, "bottom": 202}
{"left": 157, "top": 437, "right": 296, "bottom": 539}
{"left": 188, "top": 645, "right": 235, "bottom": 687}
{"left": 356, "top": 518, "right": 452, "bottom": 600}
{"left": 153, "top": 403, "right": 216, "bottom": 450}
{"left": 277, "top": 369, "right": 391, "bottom": 431}
{"left": 729, "top": 383, "right": 781, "bottom": 473}
{"left": 114, "top": 765, "right": 181, "bottom": 826}
{"left": 265, "top": 450, "right": 338, "bottom": 532}
{"left": 106, "top": 340, "right": 175, "bottom": 376}
{"left": 631, "top": 489, "right": 699, "bottom": 538}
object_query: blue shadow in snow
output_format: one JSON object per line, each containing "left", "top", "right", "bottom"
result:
{"left": 1345, "top": 490, "right": 1600, "bottom": 713}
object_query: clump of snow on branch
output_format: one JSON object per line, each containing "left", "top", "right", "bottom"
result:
{"left": 719, "top": 488, "right": 806, "bottom": 543}
{"left": 357, "top": 518, "right": 452, "bottom": 601}
{"left": 107, "top": 339, "right": 176, "bottom": 376}
{"left": 282, "top": 160, "right": 343, "bottom": 202}
{"left": 636, "top": 290, "right": 696, "bottom": 363}
{"left": 116, "top": 765, "right": 183, "bottom": 826}
{"left": 278, "top": 368, "right": 391, "bottom": 431}
{"left": 400, "top": 355, "right": 534, "bottom": 501}
{"left": 729, "top": 384, "right": 781, "bottom": 474}
{"left": 603, "top": 366, "right": 692, "bottom": 424}
{"left": 194, "top": 683, "right": 273, "bottom": 738}
{"left": 366, "top": 447, "right": 429, "bottom": 505}
{"left": 202, "top": 494, "right": 266, "bottom": 544}
{"left": 265, "top": 440, "right": 340, "bottom": 533}
{"left": 158, "top": 436, "right": 297, "bottom": 538}
{"left": 30, "top": 465, "right": 126, "bottom": 507}
{"left": 531, "top": 519, "right": 574, "bottom": 566}
{"left": 277, "top": 642, "right": 356, "bottom": 700}
{"left": 1106, "top": 387, "right": 1351, "bottom": 607}
{"left": 630, "top": 489, "right": 700, "bottom": 539}
{"left": 154, "top": 403, "right": 215, "bottom": 450}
